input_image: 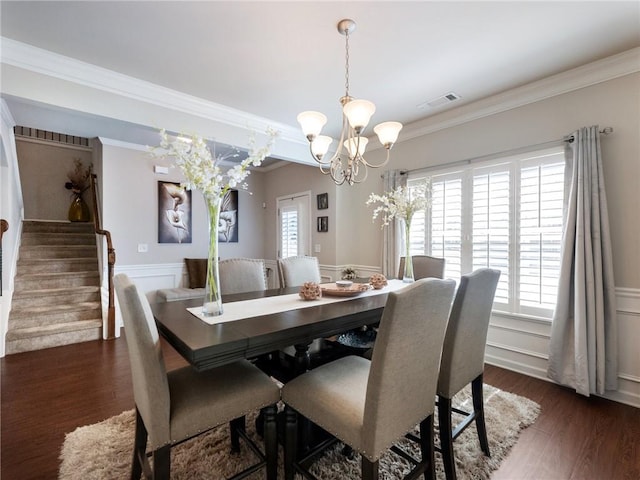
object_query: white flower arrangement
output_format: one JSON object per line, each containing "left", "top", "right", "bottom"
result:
{"left": 153, "top": 127, "right": 278, "bottom": 201}
{"left": 366, "top": 181, "right": 431, "bottom": 227}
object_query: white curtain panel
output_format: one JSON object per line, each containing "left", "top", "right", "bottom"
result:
{"left": 381, "top": 170, "right": 407, "bottom": 278}
{"left": 547, "top": 126, "right": 618, "bottom": 396}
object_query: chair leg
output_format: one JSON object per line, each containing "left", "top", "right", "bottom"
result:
{"left": 438, "top": 396, "right": 457, "bottom": 480}
{"left": 284, "top": 406, "right": 298, "bottom": 480}
{"left": 472, "top": 374, "right": 491, "bottom": 457}
{"left": 131, "top": 409, "right": 147, "bottom": 480}
{"left": 419, "top": 415, "right": 435, "bottom": 480}
{"left": 362, "top": 457, "right": 379, "bottom": 480}
{"left": 263, "top": 405, "right": 278, "bottom": 480}
{"left": 152, "top": 445, "right": 171, "bottom": 480}
{"left": 230, "top": 416, "right": 246, "bottom": 453}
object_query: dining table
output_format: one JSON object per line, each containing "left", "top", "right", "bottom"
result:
{"left": 151, "top": 280, "right": 407, "bottom": 375}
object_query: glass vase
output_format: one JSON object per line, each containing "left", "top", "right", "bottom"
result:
{"left": 68, "top": 194, "right": 90, "bottom": 222}
{"left": 402, "top": 218, "right": 414, "bottom": 283}
{"left": 202, "top": 196, "right": 223, "bottom": 317}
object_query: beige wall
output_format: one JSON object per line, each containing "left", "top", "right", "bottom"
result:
{"left": 331, "top": 72, "right": 639, "bottom": 289}
{"left": 16, "top": 140, "right": 94, "bottom": 221}
{"left": 101, "top": 143, "right": 268, "bottom": 266}
{"left": 263, "top": 162, "right": 338, "bottom": 265}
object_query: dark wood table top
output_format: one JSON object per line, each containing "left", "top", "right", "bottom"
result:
{"left": 151, "top": 287, "right": 389, "bottom": 371}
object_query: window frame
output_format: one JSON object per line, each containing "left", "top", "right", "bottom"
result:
{"left": 408, "top": 146, "right": 566, "bottom": 320}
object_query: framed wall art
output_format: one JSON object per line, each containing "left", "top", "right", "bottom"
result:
{"left": 158, "top": 181, "right": 192, "bottom": 244}
{"left": 317, "top": 192, "right": 328, "bottom": 210}
{"left": 317, "top": 216, "right": 328, "bottom": 233}
{"left": 219, "top": 189, "right": 238, "bottom": 243}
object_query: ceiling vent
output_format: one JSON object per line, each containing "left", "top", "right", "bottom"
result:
{"left": 417, "top": 92, "right": 461, "bottom": 109}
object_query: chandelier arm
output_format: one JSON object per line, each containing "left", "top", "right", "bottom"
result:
{"left": 357, "top": 148, "right": 392, "bottom": 169}
{"left": 309, "top": 143, "right": 333, "bottom": 167}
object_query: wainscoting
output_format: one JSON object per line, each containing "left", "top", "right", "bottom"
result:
{"left": 112, "top": 262, "right": 639, "bottom": 408}
{"left": 486, "top": 287, "right": 640, "bottom": 408}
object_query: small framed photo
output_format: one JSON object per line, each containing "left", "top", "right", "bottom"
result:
{"left": 317, "top": 193, "right": 328, "bottom": 210}
{"left": 317, "top": 216, "right": 328, "bottom": 232}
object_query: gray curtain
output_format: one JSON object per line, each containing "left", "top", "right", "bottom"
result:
{"left": 381, "top": 170, "right": 406, "bottom": 278}
{"left": 547, "top": 126, "right": 617, "bottom": 396}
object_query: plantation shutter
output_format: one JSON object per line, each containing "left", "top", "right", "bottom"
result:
{"left": 280, "top": 206, "right": 299, "bottom": 258}
{"left": 518, "top": 156, "right": 565, "bottom": 312}
{"left": 429, "top": 175, "right": 463, "bottom": 280}
{"left": 472, "top": 166, "right": 511, "bottom": 305}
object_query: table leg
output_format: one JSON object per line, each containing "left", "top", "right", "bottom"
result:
{"left": 292, "top": 342, "right": 313, "bottom": 454}
{"left": 293, "top": 342, "right": 311, "bottom": 376}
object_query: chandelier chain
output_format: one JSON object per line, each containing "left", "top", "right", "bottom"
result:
{"left": 344, "top": 30, "right": 350, "bottom": 98}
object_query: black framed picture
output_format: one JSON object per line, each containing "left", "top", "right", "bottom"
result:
{"left": 317, "top": 193, "right": 328, "bottom": 210}
{"left": 317, "top": 216, "right": 328, "bottom": 232}
{"left": 158, "top": 181, "right": 192, "bottom": 244}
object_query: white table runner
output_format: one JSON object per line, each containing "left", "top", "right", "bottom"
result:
{"left": 187, "top": 279, "right": 407, "bottom": 325}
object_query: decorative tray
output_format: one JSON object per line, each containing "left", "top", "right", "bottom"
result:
{"left": 320, "top": 282, "right": 371, "bottom": 297}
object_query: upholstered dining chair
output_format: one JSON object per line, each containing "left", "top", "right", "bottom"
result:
{"left": 219, "top": 257, "right": 267, "bottom": 295}
{"left": 398, "top": 255, "right": 445, "bottom": 280}
{"left": 114, "top": 273, "right": 280, "bottom": 480}
{"left": 277, "top": 255, "right": 321, "bottom": 288}
{"left": 282, "top": 278, "right": 456, "bottom": 480}
{"left": 436, "top": 268, "right": 501, "bottom": 480}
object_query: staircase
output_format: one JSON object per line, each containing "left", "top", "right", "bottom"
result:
{"left": 6, "top": 220, "right": 103, "bottom": 354}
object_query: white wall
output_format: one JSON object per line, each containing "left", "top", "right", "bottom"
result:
{"left": 0, "top": 101, "right": 23, "bottom": 357}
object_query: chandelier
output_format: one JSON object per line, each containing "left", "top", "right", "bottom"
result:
{"left": 297, "top": 19, "right": 403, "bottom": 186}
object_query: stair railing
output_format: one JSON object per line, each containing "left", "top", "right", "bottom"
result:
{"left": 90, "top": 174, "right": 116, "bottom": 339}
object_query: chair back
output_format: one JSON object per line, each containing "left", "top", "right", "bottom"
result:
{"left": 398, "top": 255, "right": 445, "bottom": 280}
{"left": 277, "top": 255, "right": 321, "bottom": 287}
{"left": 219, "top": 258, "right": 267, "bottom": 294}
{"left": 438, "top": 268, "right": 501, "bottom": 398}
{"left": 114, "top": 274, "right": 171, "bottom": 445}
{"left": 364, "top": 278, "right": 456, "bottom": 456}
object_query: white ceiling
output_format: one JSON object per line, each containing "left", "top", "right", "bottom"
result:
{"left": 1, "top": 1, "right": 639, "bottom": 155}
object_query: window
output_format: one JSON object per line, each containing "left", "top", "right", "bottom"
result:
{"left": 277, "top": 193, "right": 311, "bottom": 258}
{"left": 408, "top": 146, "right": 565, "bottom": 319}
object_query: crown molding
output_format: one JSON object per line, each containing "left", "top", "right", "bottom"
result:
{"left": 1, "top": 37, "right": 304, "bottom": 146}
{"left": 2, "top": 38, "right": 638, "bottom": 148}
{"left": 399, "top": 47, "right": 640, "bottom": 142}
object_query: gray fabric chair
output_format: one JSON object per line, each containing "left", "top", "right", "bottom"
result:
{"left": 437, "top": 268, "right": 501, "bottom": 480}
{"left": 114, "top": 273, "right": 280, "bottom": 480}
{"left": 277, "top": 255, "right": 321, "bottom": 288}
{"left": 282, "top": 278, "right": 456, "bottom": 480}
{"left": 398, "top": 255, "right": 445, "bottom": 280}
{"left": 219, "top": 257, "right": 267, "bottom": 295}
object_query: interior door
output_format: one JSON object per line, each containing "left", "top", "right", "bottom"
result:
{"left": 277, "top": 192, "right": 311, "bottom": 258}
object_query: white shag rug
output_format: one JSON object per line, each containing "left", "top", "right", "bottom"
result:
{"left": 59, "top": 384, "right": 539, "bottom": 479}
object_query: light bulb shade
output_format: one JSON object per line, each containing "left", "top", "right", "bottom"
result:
{"left": 343, "top": 136, "right": 368, "bottom": 158}
{"left": 297, "top": 111, "right": 327, "bottom": 141}
{"left": 311, "top": 135, "right": 333, "bottom": 159}
{"left": 374, "top": 121, "right": 403, "bottom": 148}
{"left": 343, "top": 99, "right": 375, "bottom": 131}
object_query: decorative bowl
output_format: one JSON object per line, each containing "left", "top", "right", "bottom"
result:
{"left": 335, "top": 280, "right": 353, "bottom": 288}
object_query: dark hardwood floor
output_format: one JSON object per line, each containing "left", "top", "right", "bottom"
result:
{"left": 2, "top": 337, "right": 638, "bottom": 479}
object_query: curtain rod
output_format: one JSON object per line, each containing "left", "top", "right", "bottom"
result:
{"left": 394, "top": 126, "right": 614, "bottom": 177}
{"left": 564, "top": 126, "right": 613, "bottom": 143}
